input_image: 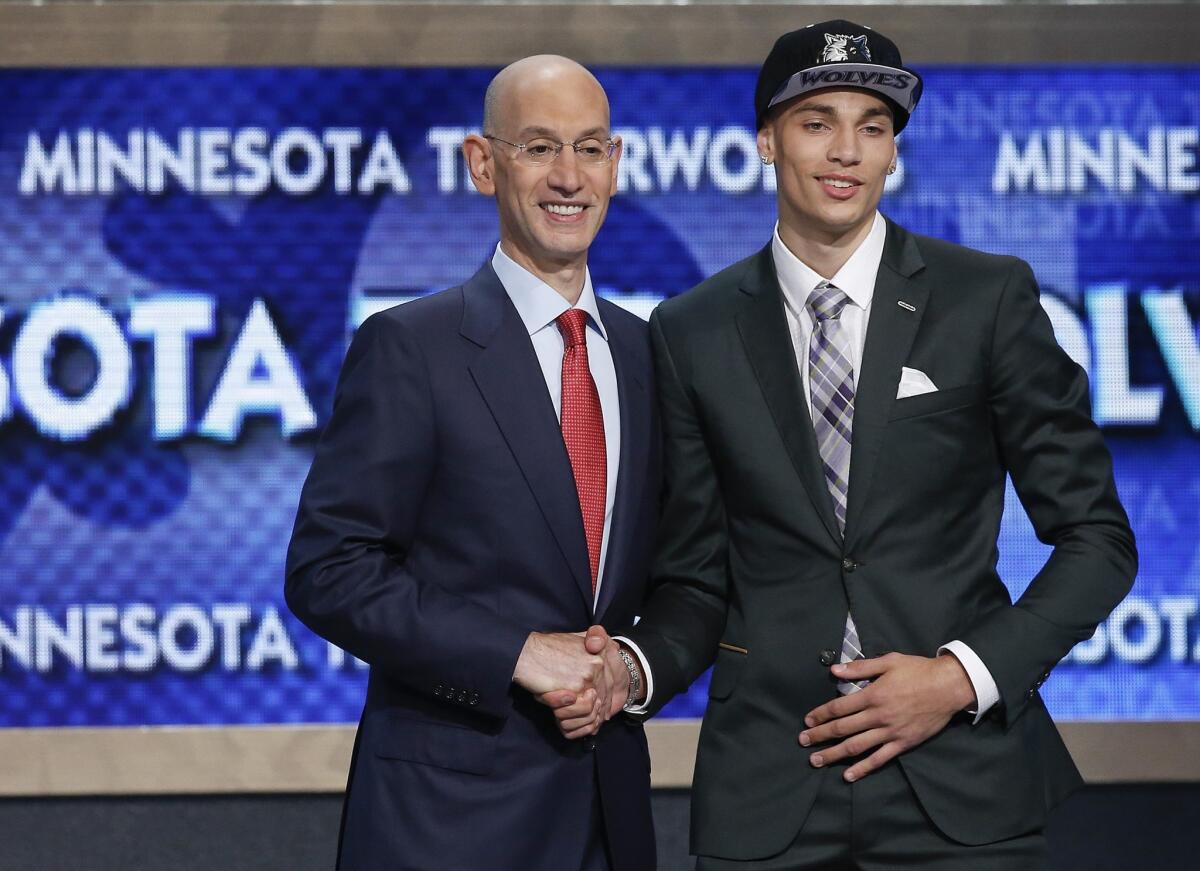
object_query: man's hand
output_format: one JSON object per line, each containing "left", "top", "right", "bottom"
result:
{"left": 537, "top": 626, "right": 634, "bottom": 739}
{"left": 514, "top": 630, "right": 611, "bottom": 720}
{"left": 798, "top": 652, "right": 976, "bottom": 783}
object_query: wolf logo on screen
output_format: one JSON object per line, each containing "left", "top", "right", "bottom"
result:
{"left": 822, "top": 34, "right": 872, "bottom": 63}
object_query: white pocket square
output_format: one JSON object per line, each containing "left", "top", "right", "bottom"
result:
{"left": 896, "top": 367, "right": 938, "bottom": 399}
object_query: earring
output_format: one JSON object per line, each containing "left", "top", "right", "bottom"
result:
{"left": 887, "top": 164, "right": 897, "bottom": 175}
{"left": 760, "top": 155, "right": 772, "bottom": 166}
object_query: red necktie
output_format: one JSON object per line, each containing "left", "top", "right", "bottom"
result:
{"left": 557, "top": 308, "right": 607, "bottom": 594}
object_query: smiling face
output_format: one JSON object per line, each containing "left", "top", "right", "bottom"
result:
{"left": 463, "top": 57, "right": 620, "bottom": 286}
{"left": 758, "top": 88, "right": 897, "bottom": 251}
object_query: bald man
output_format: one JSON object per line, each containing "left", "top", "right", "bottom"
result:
{"left": 286, "top": 56, "right": 659, "bottom": 871}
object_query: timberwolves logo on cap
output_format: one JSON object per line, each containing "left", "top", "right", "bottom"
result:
{"left": 821, "top": 34, "right": 872, "bottom": 63}
{"left": 754, "top": 19, "right": 924, "bottom": 133}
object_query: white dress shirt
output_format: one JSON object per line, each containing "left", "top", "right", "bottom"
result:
{"left": 491, "top": 243, "right": 620, "bottom": 609}
{"left": 627, "top": 213, "right": 1000, "bottom": 723}
{"left": 773, "top": 212, "right": 999, "bottom": 723}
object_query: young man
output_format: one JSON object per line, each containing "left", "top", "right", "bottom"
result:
{"left": 286, "top": 56, "right": 658, "bottom": 871}
{"left": 558, "top": 20, "right": 1136, "bottom": 869}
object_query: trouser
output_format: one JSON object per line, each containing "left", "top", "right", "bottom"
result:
{"left": 696, "top": 759, "right": 1046, "bottom": 871}
{"left": 581, "top": 768, "right": 614, "bottom": 871}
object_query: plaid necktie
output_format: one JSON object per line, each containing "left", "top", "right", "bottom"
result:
{"left": 557, "top": 308, "right": 607, "bottom": 594}
{"left": 807, "top": 282, "right": 868, "bottom": 694}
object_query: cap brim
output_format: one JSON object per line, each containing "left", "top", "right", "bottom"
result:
{"left": 768, "top": 63, "right": 921, "bottom": 115}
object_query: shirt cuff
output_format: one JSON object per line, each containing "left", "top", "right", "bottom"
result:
{"left": 612, "top": 635, "right": 654, "bottom": 714}
{"left": 938, "top": 640, "right": 1000, "bottom": 725}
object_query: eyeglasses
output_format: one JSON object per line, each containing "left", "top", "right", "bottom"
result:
{"left": 485, "top": 135, "right": 617, "bottom": 167}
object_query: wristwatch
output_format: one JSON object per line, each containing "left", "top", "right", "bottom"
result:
{"left": 615, "top": 646, "right": 642, "bottom": 711}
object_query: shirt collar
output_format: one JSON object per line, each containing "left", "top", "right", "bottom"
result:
{"left": 772, "top": 212, "right": 887, "bottom": 317}
{"left": 491, "top": 243, "right": 607, "bottom": 341}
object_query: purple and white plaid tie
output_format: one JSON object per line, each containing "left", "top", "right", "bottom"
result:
{"left": 807, "top": 281, "right": 868, "bottom": 694}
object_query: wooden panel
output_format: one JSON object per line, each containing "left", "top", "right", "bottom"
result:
{"left": 0, "top": 4, "right": 1194, "bottom": 67}
{"left": 1, "top": 720, "right": 1197, "bottom": 795}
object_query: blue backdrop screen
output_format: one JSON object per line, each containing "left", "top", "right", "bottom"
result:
{"left": 0, "top": 67, "right": 1196, "bottom": 726}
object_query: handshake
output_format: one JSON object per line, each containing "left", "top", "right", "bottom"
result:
{"left": 512, "top": 626, "right": 643, "bottom": 739}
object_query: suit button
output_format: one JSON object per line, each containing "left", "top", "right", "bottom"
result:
{"left": 586, "top": 740, "right": 597, "bottom": 752}
{"left": 434, "top": 684, "right": 445, "bottom": 698}
{"left": 456, "top": 690, "right": 467, "bottom": 703}
{"left": 842, "top": 558, "right": 857, "bottom": 573}
{"left": 469, "top": 693, "right": 480, "bottom": 706}
{"left": 819, "top": 649, "right": 838, "bottom": 666}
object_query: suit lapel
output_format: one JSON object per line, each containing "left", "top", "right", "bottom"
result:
{"left": 462, "top": 265, "right": 594, "bottom": 608}
{"left": 594, "top": 303, "right": 647, "bottom": 622}
{"left": 844, "top": 221, "right": 928, "bottom": 547}
{"left": 736, "top": 246, "right": 842, "bottom": 544}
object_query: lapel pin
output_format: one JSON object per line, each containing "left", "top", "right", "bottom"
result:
{"left": 897, "top": 300, "right": 917, "bottom": 312}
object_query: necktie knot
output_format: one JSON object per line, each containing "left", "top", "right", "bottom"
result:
{"left": 807, "top": 282, "right": 850, "bottom": 324}
{"left": 557, "top": 308, "right": 589, "bottom": 349}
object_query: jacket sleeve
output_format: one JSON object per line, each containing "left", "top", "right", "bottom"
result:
{"left": 624, "top": 309, "right": 730, "bottom": 716}
{"left": 959, "top": 258, "right": 1137, "bottom": 727}
{"left": 284, "top": 313, "right": 530, "bottom": 720}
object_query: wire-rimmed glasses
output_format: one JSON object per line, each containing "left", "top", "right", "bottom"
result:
{"left": 485, "top": 135, "right": 617, "bottom": 166}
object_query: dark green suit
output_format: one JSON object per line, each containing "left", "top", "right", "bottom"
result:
{"left": 627, "top": 219, "right": 1136, "bottom": 861}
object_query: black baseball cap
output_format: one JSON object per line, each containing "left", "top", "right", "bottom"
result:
{"left": 755, "top": 20, "right": 923, "bottom": 133}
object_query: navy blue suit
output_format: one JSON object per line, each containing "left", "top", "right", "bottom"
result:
{"left": 286, "top": 264, "right": 660, "bottom": 871}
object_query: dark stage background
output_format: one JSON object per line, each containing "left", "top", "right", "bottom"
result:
{"left": 2, "top": 787, "right": 1197, "bottom": 871}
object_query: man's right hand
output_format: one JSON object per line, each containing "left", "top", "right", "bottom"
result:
{"left": 539, "top": 627, "right": 643, "bottom": 739}
{"left": 514, "top": 630, "right": 612, "bottom": 719}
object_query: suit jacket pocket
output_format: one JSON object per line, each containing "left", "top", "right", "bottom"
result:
{"left": 889, "top": 383, "right": 982, "bottom": 421}
{"left": 373, "top": 711, "right": 499, "bottom": 776}
{"left": 708, "top": 645, "right": 748, "bottom": 700}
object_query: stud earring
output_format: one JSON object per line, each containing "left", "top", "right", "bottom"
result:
{"left": 760, "top": 155, "right": 772, "bottom": 166}
{"left": 887, "top": 164, "right": 897, "bottom": 175}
